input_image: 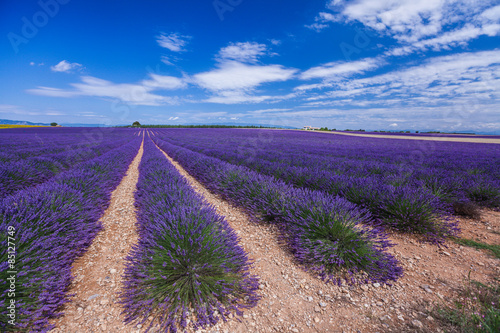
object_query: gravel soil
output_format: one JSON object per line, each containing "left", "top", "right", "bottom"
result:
{"left": 157, "top": 144, "right": 500, "bottom": 333}
{"left": 48, "top": 137, "right": 499, "bottom": 333}
{"left": 50, "top": 141, "right": 144, "bottom": 333}
{"left": 322, "top": 131, "right": 500, "bottom": 144}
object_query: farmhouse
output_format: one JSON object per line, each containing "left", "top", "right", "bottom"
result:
{"left": 302, "top": 125, "right": 320, "bottom": 130}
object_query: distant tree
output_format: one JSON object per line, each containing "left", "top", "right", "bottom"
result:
{"left": 319, "top": 127, "right": 329, "bottom": 131}
{"left": 50, "top": 122, "right": 58, "bottom": 127}
{"left": 415, "top": 131, "right": 419, "bottom": 133}
{"left": 132, "top": 121, "right": 141, "bottom": 127}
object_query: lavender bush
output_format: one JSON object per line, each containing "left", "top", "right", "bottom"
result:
{"left": 0, "top": 128, "right": 133, "bottom": 199}
{"left": 154, "top": 129, "right": 498, "bottom": 237}
{"left": 153, "top": 137, "right": 403, "bottom": 286}
{"left": 0, "top": 134, "right": 140, "bottom": 332}
{"left": 120, "top": 137, "right": 259, "bottom": 333}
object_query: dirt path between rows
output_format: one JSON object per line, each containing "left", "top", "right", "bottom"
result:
{"left": 324, "top": 131, "right": 500, "bottom": 144}
{"left": 47, "top": 134, "right": 499, "bottom": 333}
{"left": 50, "top": 140, "right": 144, "bottom": 333}
{"left": 156, "top": 142, "right": 499, "bottom": 333}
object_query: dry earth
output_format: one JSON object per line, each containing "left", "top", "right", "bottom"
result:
{"left": 50, "top": 140, "right": 144, "bottom": 333}
{"left": 322, "top": 131, "right": 500, "bottom": 144}
{"left": 155, "top": 142, "right": 499, "bottom": 333}
{"left": 48, "top": 133, "right": 499, "bottom": 333}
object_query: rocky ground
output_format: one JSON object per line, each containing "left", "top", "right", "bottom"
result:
{"left": 317, "top": 130, "right": 500, "bottom": 144}
{"left": 49, "top": 139, "right": 499, "bottom": 333}
{"left": 50, "top": 142, "right": 144, "bottom": 333}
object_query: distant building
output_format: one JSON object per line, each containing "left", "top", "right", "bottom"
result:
{"left": 303, "top": 125, "right": 320, "bottom": 130}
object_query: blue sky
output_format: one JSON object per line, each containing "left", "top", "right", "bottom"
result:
{"left": 1, "top": 0, "right": 499, "bottom": 132}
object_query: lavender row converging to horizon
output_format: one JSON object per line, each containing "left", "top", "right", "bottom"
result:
{"left": 152, "top": 135, "right": 403, "bottom": 286}
{"left": 0, "top": 129, "right": 141, "bottom": 332}
{"left": 120, "top": 135, "right": 259, "bottom": 332}
{"left": 153, "top": 129, "right": 500, "bottom": 240}
{"left": 0, "top": 128, "right": 137, "bottom": 199}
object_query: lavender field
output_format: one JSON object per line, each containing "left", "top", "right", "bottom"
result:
{"left": 1, "top": 128, "right": 499, "bottom": 332}
{"left": 152, "top": 128, "right": 500, "bottom": 239}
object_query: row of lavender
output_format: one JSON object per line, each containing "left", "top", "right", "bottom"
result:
{"left": 160, "top": 129, "right": 499, "bottom": 182}
{"left": 156, "top": 129, "right": 500, "bottom": 203}
{"left": 0, "top": 128, "right": 136, "bottom": 199}
{"left": 152, "top": 136, "right": 403, "bottom": 288}
{"left": 0, "top": 127, "right": 123, "bottom": 161}
{"left": 0, "top": 130, "right": 141, "bottom": 332}
{"left": 155, "top": 129, "right": 500, "bottom": 240}
{"left": 120, "top": 136, "right": 259, "bottom": 332}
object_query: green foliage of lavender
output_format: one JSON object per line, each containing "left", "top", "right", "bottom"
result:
{"left": 0, "top": 130, "right": 140, "bottom": 332}
{"left": 0, "top": 128, "right": 132, "bottom": 199}
{"left": 153, "top": 136, "right": 403, "bottom": 286}
{"left": 152, "top": 129, "right": 499, "bottom": 240}
{"left": 120, "top": 138, "right": 259, "bottom": 333}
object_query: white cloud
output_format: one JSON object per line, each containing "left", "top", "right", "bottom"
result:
{"left": 0, "top": 104, "right": 33, "bottom": 115}
{"left": 161, "top": 56, "right": 174, "bottom": 65}
{"left": 326, "top": 0, "right": 454, "bottom": 42}
{"left": 156, "top": 33, "right": 190, "bottom": 52}
{"left": 385, "top": 22, "right": 500, "bottom": 56}
{"left": 247, "top": 108, "right": 293, "bottom": 114}
{"left": 295, "top": 50, "right": 500, "bottom": 113}
{"left": 481, "top": 5, "right": 500, "bottom": 21}
{"left": 27, "top": 86, "right": 80, "bottom": 98}
{"left": 305, "top": 23, "right": 329, "bottom": 32}
{"left": 0, "top": 104, "right": 66, "bottom": 117}
{"left": 234, "top": 105, "right": 499, "bottom": 132}
{"left": 193, "top": 59, "right": 298, "bottom": 104}
{"left": 300, "top": 58, "right": 383, "bottom": 80}
{"left": 319, "top": 12, "right": 337, "bottom": 22}
{"left": 217, "top": 42, "right": 268, "bottom": 63}
{"left": 28, "top": 74, "right": 186, "bottom": 106}
{"left": 311, "top": 1, "right": 499, "bottom": 56}
{"left": 306, "top": 12, "right": 338, "bottom": 31}
{"left": 142, "top": 73, "right": 187, "bottom": 90}
{"left": 203, "top": 91, "right": 269, "bottom": 104}
{"left": 194, "top": 61, "right": 297, "bottom": 92}
{"left": 30, "top": 62, "right": 35, "bottom": 66}
{"left": 51, "top": 60, "right": 82, "bottom": 73}
{"left": 202, "top": 91, "right": 297, "bottom": 105}
{"left": 389, "top": 123, "right": 398, "bottom": 127}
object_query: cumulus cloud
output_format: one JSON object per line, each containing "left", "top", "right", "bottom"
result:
{"left": 305, "top": 12, "right": 338, "bottom": 31}
{"left": 27, "top": 73, "right": 187, "bottom": 106}
{"left": 295, "top": 50, "right": 500, "bottom": 114}
{"left": 217, "top": 42, "right": 268, "bottom": 63}
{"left": 51, "top": 60, "right": 82, "bottom": 73}
{"left": 193, "top": 60, "right": 298, "bottom": 104}
{"left": 300, "top": 58, "right": 383, "bottom": 80}
{"left": 194, "top": 61, "right": 296, "bottom": 92}
{"left": 141, "top": 73, "right": 187, "bottom": 90}
{"left": 156, "top": 32, "right": 191, "bottom": 52}
{"left": 310, "top": 1, "right": 499, "bottom": 56}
